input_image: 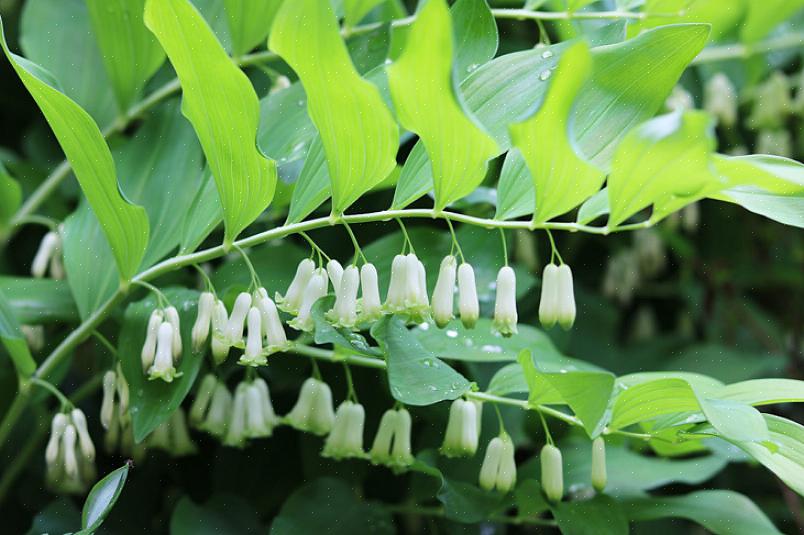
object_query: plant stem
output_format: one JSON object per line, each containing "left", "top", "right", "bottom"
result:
{"left": 491, "top": 8, "right": 646, "bottom": 21}
{"left": 692, "top": 32, "right": 804, "bottom": 64}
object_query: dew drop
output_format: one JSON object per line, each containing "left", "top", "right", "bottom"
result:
{"left": 297, "top": 100, "right": 305, "bottom": 106}
{"left": 418, "top": 322, "right": 430, "bottom": 331}
{"left": 466, "top": 63, "right": 479, "bottom": 73}
{"left": 541, "top": 50, "right": 554, "bottom": 59}
{"left": 422, "top": 359, "right": 433, "bottom": 367}
{"left": 539, "top": 70, "right": 552, "bottom": 81}
{"left": 446, "top": 329, "right": 458, "bottom": 338}
{"left": 481, "top": 344, "right": 503, "bottom": 354}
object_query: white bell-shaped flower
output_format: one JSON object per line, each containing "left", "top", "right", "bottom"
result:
{"left": 359, "top": 263, "right": 383, "bottom": 322}
{"left": 277, "top": 258, "right": 315, "bottom": 313}
{"left": 492, "top": 266, "right": 518, "bottom": 337}
{"left": 541, "top": 444, "right": 564, "bottom": 503}
{"left": 226, "top": 292, "right": 252, "bottom": 343}
{"left": 369, "top": 408, "right": 414, "bottom": 468}
{"left": 253, "top": 377, "right": 279, "bottom": 431}
{"left": 323, "top": 401, "right": 366, "bottom": 460}
{"left": 440, "top": 398, "right": 479, "bottom": 457}
{"left": 328, "top": 265, "right": 359, "bottom": 328}
{"left": 704, "top": 73, "right": 738, "bottom": 128}
{"left": 591, "top": 437, "right": 607, "bottom": 492}
{"left": 457, "top": 263, "right": 479, "bottom": 329}
{"left": 70, "top": 408, "right": 95, "bottom": 462}
{"left": 401, "top": 253, "right": 429, "bottom": 321}
{"left": 384, "top": 254, "right": 408, "bottom": 312}
{"left": 62, "top": 424, "right": 79, "bottom": 477}
{"left": 45, "top": 413, "right": 69, "bottom": 468}
{"left": 189, "top": 373, "right": 218, "bottom": 426}
{"left": 200, "top": 382, "right": 233, "bottom": 437}
{"left": 141, "top": 309, "right": 164, "bottom": 372}
{"left": 100, "top": 370, "right": 117, "bottom": 430}
{"left": 284, "top": 377, "right": 335, "bottom": 436}
{"left": 31, "top": 231, "right": 60, "bottom": 278}
{"left": 211, "top": 299, "right": 230, "bottom": 364}
{"left": 255, "top": 293, "right": 288, "bottom": 350}
{"left": 539, "top": 264, "right": 559, "bottom": 328}
{"left": 164, "top": 306, "right": 182, "bottom": 359}
{"left": 555, "top": 264, "right": 576, "bottom": 331}
{"left": 239, "top": 306, "right": 265, "bottom": 366}
{"left": 49, "top": 239, "right": 65, "bottom": 280}
{"left": 148, "top": 322, "right": 179, "bottom": 382}
{"left": 431, "top": 256, "right": 457, "bottom": 328}
{"left": 224, "top": 382, "right": 249, "bottom": 448}
{"left": 479, "top": 433, "right": 516, "bottom": 493}
{"left": 191, "top": 291, "right": 215, "bottom": 351}
{"left": 289, "top": 268, "right": 328, "bottom": 332}
{"left": 116, "top": 366, "right": 129, "bottom": 414}
{"left": 327, "top": 259, "right": 344, "bottom": 291}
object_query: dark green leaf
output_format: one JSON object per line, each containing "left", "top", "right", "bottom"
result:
{"left": 81, "top": 463, "right": 130, "bottom": 533}
{"left": 0, "top": 277, "right": 78, "bottom": 324}
{"left": 0, "top": 161, "right": 21, "bottom": 231}
{"left": 451, "top": 0, "right": 498, "bottom": 76}
{"left": 0, "top": 289, "right": 36, "bottom": 377}
{"left": 171, "top": 494, "right": 263, "bottom": 535}
{"left": 551, "top": 495, "right": 629, "bottom": 535}
{"left": 311, "top": 296, "right": 381, "bottom": 357}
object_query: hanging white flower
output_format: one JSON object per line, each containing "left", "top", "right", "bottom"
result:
{"left": 141, "top": 309, "right": 164, "bottom": 372}
{"left": 289, "top": 268, "right": 328, "bottom": 332}
{"left": 189, "top": 373, "right": 218, "bottom": 427}
{"left": 254, "top": 291, "right": 288, "bottom": 350}
{"left": 191, "top": 291, "right": 215, "bottom": 351}
{"left": 555, "top": 264, "right": 576, "bottom": 331}
{"left": 277, "top": 258, "right": 316, "bottom": 313}
{"left": 541, "top": 444, "right": 564, "bottom": 503}
{"left": 210, "top": 299, "right": 230, "bottom": 364}
{"left": 70, "top": 408, "right": 95, "bottom": 462}
{"left": 21, "top": 325, "right": 44, "bottom": 352}
{"left": 100, "top": 370, "right": 117, "bottom": 429}
{"left": 327, "top": 259, "right": 344, "bottom": 291}
{"left": 492, "top": 266, "right": 518, "bottom": 337}
{"left": 384, "top": 254, "right": 408, "bottom": 312}
{"left": 199, "top": 381, "right": 233, "bottom": 438}
{"left": 252, "top": 377, "right": 280, "bottom": 433}
{"left": 539, "top": 264, "right": 559, "bottom": 328}
{"left": 359, "top": 263, "right": 383, "bottom": 322}
{"left": 322, "top": 401, "right": 366, "bottom": 460}
{"left": 31, "top": 231, "right": 60, "bottom": 279}
{"left": 225, "top": 292, "right": 252, "bottom": 343}
{"left": 431, "top": 255, "right": 457, "bottom": 328}
{"left": 148, "top": 322, "right": 179, "bottom": 382}
{"left": 148, "top": 409, "right": 197, "bottom": 456}
{"left": 284, "top": 377, "right": 335, "bottom": 436}
{"left": 440, "top": 398, "right": 479, "bottom": 458}
{"left": 479, "top": 433, "right": 517, "bottom": 493}
{"left": 400, "top": 253, "right": 428, "bottom": 321}
{"left": 45, "top": 411, "right": 96, "bottom": 494}
{"left": 704, "top": 73, "right": 738, "bottom": 128}
{"left": 239, "top": 306, "right": 265, "bottom": 366}
{"left": 457, "top": 263, "right": 479, "bottom": 329}
{"left": 327, "top": 264, "right": 360, "bottom": 328}
{"left": 369, "top": 408, "right": 414, "bottom": 468}
{"left": 591, "top": 437, "right": 607, "bottom": 492}
{"left": 224, "top": 382, "right": 249, "bottom": 447}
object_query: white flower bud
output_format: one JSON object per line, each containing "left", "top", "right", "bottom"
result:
{"left": 46, "top": 413, "right": 69, "bottom": 466}
{"left": 539, "top": 264, "right": 559, "bottom": 328}
{"left": 164, "top": 306, "right": 182, "bottom": 359}
{"left": 225, "top": 382, "right": 249, "bottom": 447}
{"left": 240, "top": 306, "right": 264, "bottom": 366}
{"left": 441, "top": 399, "right": 478, "bottom": 457}
{"left": 147, "top": 419, "right": 172, "bottom": 451}
{"left": 432, "top": 256, "right": 457, "bottom": 328}
{"left": 385, "top": 254, "right": 408, "bottom": 311}
{"left": 31, "top": 231, "right": 59, "bottom": 278}
{"left": 256, "top": 294, "right": 287, "bottom": 349}
{"left": 555, "top": 264, "right": 576, "bottom": 331}
{"left": 285, "top": 377, "right": 335, "bottom": 435}
{"left": 289, "top": 268, "right": 328, "bottom": 332}
{"left": 226, "top": 292, "right": 252, "bottom": 343}
{"left": 327, "top": 259, "right": 344, "bottom": 291}
{"left": 369, "top": 409, "right": 396, "bottom": 464}
{"left": 149, "top": 322, "right": 178, "bottom": 382}
{"left": 192, "top": 292, "right": 215, "bottom": 351}
{"left": 70, "top": 408, "right": 95, "bottom": 461}
{"left": 202, "top": 382, "right": 232, "bottom": 437}
{"left": 541, "top": 444, "right": 564, "bottom": 503}
{"left": 169, "top": 408, "right": 197, "bottom": 456}
{"left": 141, "top": 309, "right": 163, "bottom": 372}
{"left": 278, "top": 258, "right": 315, "bottom": 313}
{"left": 457, "top": 263, "right": 479, "bottom": 329}
{"left": 189, "top": 373, "right": 217, "bottom": 426}
{"left": 116, "top": 367, "right": 129, "bottom": 414}
{"left": 62, "top": 424, "right": 79, "bottom": 477}
{"left": 591, "top": 437, "right": 607, "bottom": 492}
{"left": 391, "top": 408, "right": 414, "bottom": 466}
{"left": 704, "top": 73, "right": 738, "bottom": 128}
{"left": 479, "top": 437, "right": 505, "bottom": 492}
{"left": 244, "top": 383, "right": 272, "bottom": 437}
{"left": 492, "top": 266, "right": 517, "bottom": 337}
{"left": 253, "top": 377, "right": 279, "bottom": 430}
{"left": 211, "top": 299, "right": 230, "bottom": 364}
{"left": 359, "top": 263, "right": 383, "bottom": 322}
{"left": 329, "top": 265, "right": 359, "bottom": 328}
{"left": 323, "top": 401, "right": 366, "bottom": 459}
{"left": 100, "top": 371, "right": 116, "bottom": 429}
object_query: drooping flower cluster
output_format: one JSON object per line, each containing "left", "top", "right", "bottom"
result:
{"left": 31, "top": 229, "right": 65, "bottom": 280}
{"left": 440, "top": 398, "right": 482, "bottom": 458}
{"left": 538, "top": 263, "right": 576, "bottom": 330}
{"left": 322, "top": 400, "right": 366, "bottom": 460}
{"left": 369, "top": 408, "right": 414, "bottom": 468}
{"left": 189, "top": 374, "right": 233, "bottom": 438}
{"left": 45, "top": 409, "right": 96, "bottom": 494}
{"left": 479, "top": 432, "right": 517, "bottom": 493}
{"left": 99, "top": 366, "right": 144, "bottom": 460}
{"left": 284, "top": 377, "right": 335, "bottom": 435}
{"left": 141, "top": 306, "right": 182, "bottom": 382}
{"left": 225, "top": 377, "right": 280, "bottom": 447}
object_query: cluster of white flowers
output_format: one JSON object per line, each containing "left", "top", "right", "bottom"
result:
{"left": 479, "top": 432, "right": 517, "bottom": 493}
{"left": 704, "top": 73, "right": 738, "bottom": 128}
{"left": 45, "top": 409, "right": 96, "bottom": 494}
{"left": 141, "top": 306, "right": 182, "bottom": 382}
{"left": 369, "top": 408, "right": 414, "bottom": 468}
{"left": 603, "top": 228, "right": 669, "bottom": 305}
{"left": 538, "top": 263, "right": 576, "bottom": 330}
{"left": 31, "top": 229, "right": 65, "bottom": 279}
{"left": 99, "top": 366, "right": 144, "bottom": 460}
{"left": 440, "top": 398, "right": 482, "bottom": 457}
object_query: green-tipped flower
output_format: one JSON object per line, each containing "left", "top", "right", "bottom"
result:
{"left": 327, "top": 264, "right": 360, "bottom": 328}
{"left": 369, "top": 408, "right": 414, "bottom": 468}
{"left": 210, "top": 299, "right": 230, "bottom": 364}
{"left": 189, "top": 373, "right": 218, "bottom": 426}
{"left": 199, "top": 382, "right": 233, "bottom": 438}
{"left": 492, "top": 266, "right": 517, "bottom": 337}
{"left": 226, "top": 292, "right": 252, "bottom": 343}
{"left": 141, "top": 309, "right": 163, "bottom": 372}
{"left": 277, "top": 258, "right": 316, "bottom": 313}
{"left": 148, "top": 409, "right": 197, "bottom": 456}
{"left": 285, "top": 377, "right": 335, "bottom": 436}
{"left": 591, "top": 437, "right": 607, "bottom": 492}
{"left": 541, "top": 444, "right": 564, "bottom": 503}
{"left": 192, "top": 291, "right": 215, "bottom": 351}
{"left": 555, "top": 264, "right": 576, "bottom": 331}
{"left": 385, "top": 254, "right": 408, "bottom": 312}
{"left": 239, "top": 306, "right": 265, "bottom": 366}
{"left": 539, "top": 264, "right": 559, "bottom": 328}
{"left": 479, "top": 433, "right": 517, "bottom": 493}
{"left": 224, "top": 378, "right": 279, "bottom": 447}
{"left": 289, "top": 268, "right": 328, "bottom": 332}
{"left": 432, "top": 256, "right": 457, "bottom": 328}
{"left": 148, "top": 322, "right": 180, "bottom": 382}
{"left": 322, "top": 401, "right": 366, "bottom": 460}
{"left": 359, "top": 263, "right": 383, "bottom": 322}
{"left": 440, "top": 399, "right": 479, "bottom": 457}
{"left": 457, "top": 263, "right": 479, "bottom": 329}
{"left": 255, "top": 290, "right": 288, "bottom": 350}
{"left": 164, "top": 305, "right": 182, "bottom": 358}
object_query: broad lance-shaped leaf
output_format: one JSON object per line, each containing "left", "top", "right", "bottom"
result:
{"left": 86, "top": 0, "right": 165, "bottom": 111}
{"left": 510, "top": 42, "right": 605, "bottom": 224}
{"left": 387, "top": 0, "right": 498, "bottom": 211}
{"left": 82, "top": 463, "right": 130, "bottom": 533}
{"left": 0, "top": 288, "right": 36, "bottom": 378}
{"left": 223, "top": 0, "right": 282, "bottom": 57}
{"left": 1, "top": 20, "right": 149, "bottom": 281}
{"left": 145, "top": 0, "right": 276, "bottom": 247}
{"left": 269, "top": 0, "right": 397, "bottom": 216}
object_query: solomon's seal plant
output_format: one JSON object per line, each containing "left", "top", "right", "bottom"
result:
{"left": 0, "top": 0, "right": 803, "bottom": 532}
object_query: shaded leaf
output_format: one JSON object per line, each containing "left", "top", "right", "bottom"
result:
{"left": 551, "top": 495, "right": 628, "bottom": 535}
{"left": 311, "top": 296, "right": 381, "bottom": 357}
{"left": 0, "top": 162, "right": 21, "bottom": 231}
{"left": 0, "top": 277, "right": 78, "bottom": 324}
{"left": 451, "top": 0, "right": 498, "bottom": 76}
{"left": 82, "top": 463, "right": 130, "bottom": 533}
{"left": 0, "top": 289, "right": 36, "bottom": 377}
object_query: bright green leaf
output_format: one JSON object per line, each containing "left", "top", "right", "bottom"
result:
{"left": 179, "top": 168, "right": 221, "bottom": 254}
{"left": 270, "top": 0, "right": 397, "bottom": 215}
{"left": 494, "top": 149, "right": 532, "bottom": 220}
{"left": 610, "top": 378, "right": 701, "bottom": 429}
{"left": 86, "top": 0, "right": 165, "bottom": 111}
{"left": 81, "top": 463, "right": 130, "bottom": 533}
{"left": 740, "top": 0, "right": 804, "bottom": 43}
{"left": 145, "top": 0, "right": 277, "bottom": 246}
{"left": 1, "top": 22, "right": 149, "bottom": 281}
{"left": 723, "top": 188, "right": 804, "bottom": 228}
{"left": 510, "top": 42, "right": 605, "bottom": 223}
{"left": 223, "top": 0, "right": 282, "bottom": 56}
{"left": 0, "top": 289, "right": 36, "bottom": 378}
{"left": 717, "top": 378, "right": 804, "bottom": 406}
{"left": 285, "top": 140, "right": 330, "bottom": 225}
{"left": 387, "top": 0, "right": 498, "bottom": 211}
